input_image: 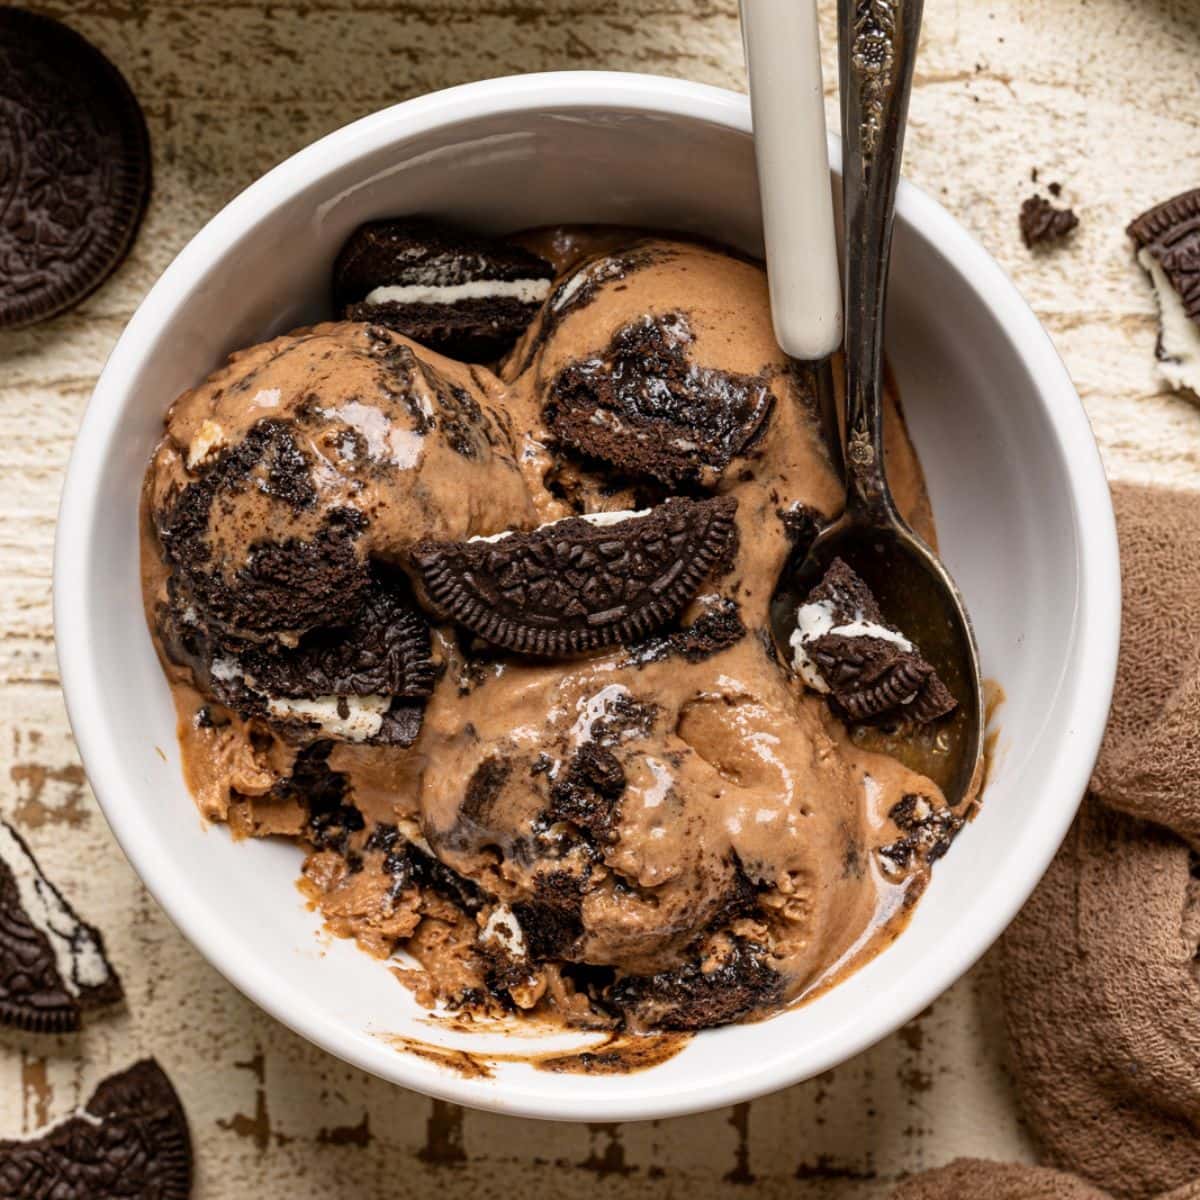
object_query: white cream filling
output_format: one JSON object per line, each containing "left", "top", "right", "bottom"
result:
{"left": 186, "top": 419, "right": 226, "bottom": 469}
{"left": 552, "top": 268, "right": 591, "bottom": 311}
{"left": 469, "top": 508, "right": 650, "bottom": 545}
{"left": 5, "top": 1108, "right": 103, "bottom": 1144}
{"left": 264, "top": 694, "right": 391, "bottom": 742}
{"left": 1140, "top": 248, "right": 1200, "bottom": 394}
{"left": 328, "top": 400, "right": 425, "bottom": 469}
{"left": 0, "top": 823, "right": 111, "bottom": 996}
{"left": 479, "top": 904, "right": 527, "bottom": 959}
{"left": 250, "top": 387, "right": 282, "bottom": 411}
{"left": 210, "top": 657, "right": 242, "bottom": 683}
{"left": 363, "top": 278, "right": 551, "bottom": 307}
{"left": 789, "top": 598, "right": 913, "bottom": 693}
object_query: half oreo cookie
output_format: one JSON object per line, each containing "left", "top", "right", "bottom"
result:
{"left": 789, "top": 558, "right": 956, "bottom": 725}
{"left": 160, "top": 577, "right": 435, "bottom": 747}
{"left": 0, "top": 1059, "right": 191, "bottom": 1199}
{"left": 411, "top": 497, "right": 738, "bottom": 657}
{"left": 0, "top": 818, "right": 123, "bottom": 1034}
{"left": 1128, "top": 187, "right": 1200, "bottom": 395}
{"left": 333, "top": 218, "right": 555, "bottom": 360}
{"left": 0, "top": 9, "right": 151, "bottom": 328}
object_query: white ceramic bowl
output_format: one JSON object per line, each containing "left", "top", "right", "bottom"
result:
{"left": 54, "top": 72, "right": 1119, "bottom": 1122}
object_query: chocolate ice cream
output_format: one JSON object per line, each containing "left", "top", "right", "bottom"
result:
{"left": 141, "top": 226, "right": 965, "bottom": 1033}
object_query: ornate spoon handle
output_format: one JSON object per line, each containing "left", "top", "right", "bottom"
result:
{"left": 838, "top": 0, "right": 924, "bottom": 521}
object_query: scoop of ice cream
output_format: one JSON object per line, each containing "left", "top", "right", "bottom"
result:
{"left": 412, "top": 629, "right": 943, "bottom": 1028}
{"left": 143, "top": 229, "right": 963, "bottom": 1033}
{"left": 148, "top": 321, "right": 536, "bottom": 643}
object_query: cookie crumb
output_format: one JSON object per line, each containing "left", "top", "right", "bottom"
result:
{"left": 1020, "top": 194, "right": 1079, "bottom": 249}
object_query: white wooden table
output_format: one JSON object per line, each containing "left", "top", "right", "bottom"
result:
{"left": 3, "top": 1, "right": 1197, "bottom": 1194}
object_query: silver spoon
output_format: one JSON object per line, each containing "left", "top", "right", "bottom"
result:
{"left": 771, "top": 0, "right": 984, "bottom": 806}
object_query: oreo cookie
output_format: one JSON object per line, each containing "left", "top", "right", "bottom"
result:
{"left": 334, "top": 218, "right": 555, "bottom": 360}
{"left": 1128, "top": 187, "right": 1200, "bottom": 394}
{"left": 548, "top": 743, "right": 626, "bottom": 842}
{"left": 877, "top": 793, "right": 964, "bottom": 880}
{"left": 625, "top": 596, "right": 746, "bottom": 667}
{"left": 543, "top": 312, "right": 774, "bottom": 486}
{"left": 0, "top": 819, "right": 123, "bottom": 1034}
{"left": 1019, "top": 194, "right": 1078, "bottom": 249}
{"left": 160, "top": 577, "right": 434, "bottom": 747}
{"left": 608, "top": 938, "right": 782, "bottom": 1031}
{"left": 789, "top": 559, "right": 956, "bottom": 725}
{"left": 155, "top": 420, "right": 371, "bottom": 642}
{"left": 411, "top": 497, "right": 738, "bottom": 657}
{"left": 0, "top": 1058, "right": 191, "bottom": 1199}
{"left": 0, "top": 9, "right": 151, "bottom": 329}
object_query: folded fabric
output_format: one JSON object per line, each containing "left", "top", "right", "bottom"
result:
{"left": 890, "top": 1158, "right": 1200, "bottom": 1200}
{"left": 999, "top": 484, "right": 1200, "bottom": 1199}
{"left": 1090, "top": 485, "right": 1200, "bottom": 845}
{"left": 1002, "top": 801, "right": 1200, "bottom": 1198}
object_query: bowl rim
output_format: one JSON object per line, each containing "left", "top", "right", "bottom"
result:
{"left": 53, "top": 70, "right": 1120, "bottom": 1122}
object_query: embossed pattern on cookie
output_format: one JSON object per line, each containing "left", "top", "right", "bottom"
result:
{"left": 0, "top": 1059, "right": 191, "bottom": 1199}
{"left": 0, "top": 9, "right": 151, "bottom": 329}
{"left": 411, "top": 497, "right": 738, "bottom": 656}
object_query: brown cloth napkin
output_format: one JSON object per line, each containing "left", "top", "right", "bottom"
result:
{"left": 1089, "top": 485, "right": 1200, "bottom": 845}
{"left": 889, "top": 1159, "right": 1200, "bottom": 1200}
{"left": 894, "top": 484, "right": 1200, "bottom": 1200}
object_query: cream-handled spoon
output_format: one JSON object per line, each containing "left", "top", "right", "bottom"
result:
{"left": 741, "top": 0, "right": 843, "bottom": 360}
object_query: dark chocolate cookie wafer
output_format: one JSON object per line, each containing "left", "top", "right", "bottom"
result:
{"left": 0, "top": 9, "right": 151, "bottom": 329}
{"left": 1128, "top": 186, "right": 1200, "bottom": 309}
{"left": 0, "top": 819, "right": 123, "bottom": 1033}
{"left": 159, "top": 577, "right": 435, "bottom": 747}
{"left": 1128, "top": 187, "right": 1200, "bottom": 394}
{"left": 609, "top": 939, "right": 783, "bottom": 1031}
{"left": 155, "top": 420, "right": 372, "bottom": 642}
{"left": 411, "top": 496, "right": 738, "bottom": 657}
{"left": 1019, "top": 193, "right": 1078, "bottom": 249}
{"left": 790, "top": 558, "right": 956, "bottom": 725}
{"left": 0, "top": 1058, "right": 191, "bottom": 1199}
{"left": 544, "top": 312, "right": 774, "bottom": 487}
{"left": 334, "top": 218, "right": 555, "bottom": 360}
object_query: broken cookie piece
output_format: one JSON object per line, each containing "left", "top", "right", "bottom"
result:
{"left": 543, "top": 311, "right": 775, "bottom": 487}
{"left": 877, "top": 793, "right": 964, "bottom": 880}
{"left": 608, "top": 937, "right": 784, "bottom": 1032}
{"left": 334, "top": 218, "right": 555, "bottom": 361}
{"left": 0, "top": 1058, "right": 191, "bottom": 1199}
{"left": 0, "top": 819, "right": 123, "bottom": 1033}
{"left": 1019, "top": 193, "right": 1079, "bottom": 249}
{"left": 411, "top": 497, "right": 738, "bottom": 656}
{"left": 159, "top": 577, "right": 435, "bottom": 747}
{"left": 1128, "top": 186, "right": 1200, "bottom": 396}
{"left": 790, "top": 559, "right": 956, "bottom": 725}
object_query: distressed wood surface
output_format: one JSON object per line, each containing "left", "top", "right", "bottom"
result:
{"left": 2, "top": 0, "right": 1198, "bottom": 1194}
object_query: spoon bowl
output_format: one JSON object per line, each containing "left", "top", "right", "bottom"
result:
{"left": 771, "top": 515, "right": 984, "bottom": 805}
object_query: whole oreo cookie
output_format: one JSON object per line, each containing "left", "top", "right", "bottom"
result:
{"left": 333, "top": 218, "right": 555, "bottom": 360}
{"left": 544, "top": 312, "right": 775, "bottom": 487}
{"left": 0, "top": 9, "right": 151, "bottom": 329}
{"left": 0, "top": 818, "right": 123, "bottom": 1034}
{"left": 0, "top": 1058, "right": 191, "bottom": 1200}
{"left": 411, "top": 497, "right": 738, "bottom": 657}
